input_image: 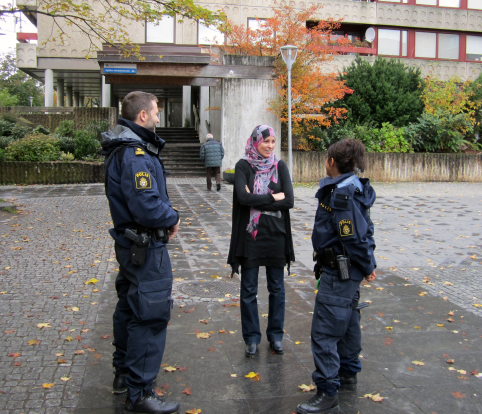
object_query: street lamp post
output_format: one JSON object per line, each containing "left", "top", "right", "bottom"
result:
{"left": 280, "top": 45, "right": 298, "bottom": 181}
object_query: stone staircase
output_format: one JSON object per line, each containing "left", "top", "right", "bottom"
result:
{"left": 157, "top": 127, "right": 205, "bottom": 177}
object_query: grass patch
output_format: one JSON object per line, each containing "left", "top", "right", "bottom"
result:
{"left": 292, "top": 182, "right": 318, "bottom": 188}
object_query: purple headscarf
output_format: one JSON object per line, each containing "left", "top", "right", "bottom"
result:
{"left": 243, "top": 125, "right": 279, "bottom": 240}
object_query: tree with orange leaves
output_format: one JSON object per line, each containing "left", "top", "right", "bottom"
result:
{"left": 218, "top": 3, "right": 353, "bottom": 138}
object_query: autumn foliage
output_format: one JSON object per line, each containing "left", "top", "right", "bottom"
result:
{"left": 218, "top": 4, "right": 352, "bottom": 136}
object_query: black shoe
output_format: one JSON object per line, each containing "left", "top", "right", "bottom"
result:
{"left": 113, "top": 367, "right": 129, "bottom": 394}
{"left": 124, "top": 390, "right": 180, "bottom": 413}
{"left": 216, "top": 184, "right": 221, "bottom": 191}
{"left": 339, "top": 369, "right": 357, "bottom": 391}
{"left": 245, "top": 343, "right": 257, "bottom": 358}
{"left": 297, "top": 390, "right": 340, "bottom": 414}
{"left": 270, "top": 341, "right": 284, "bottom": 355}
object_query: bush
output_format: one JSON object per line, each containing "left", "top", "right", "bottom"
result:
{"left": 56, "top": 136, "right": 76, "bottom": 154}
{"left": 60, "top": 151, "right": 75, "bottom": 161}
{"left": 0, "top": 136, "right": 17, "bottom": 150}
{"left": 73, "top": 129, "right": 101, "bottom": 159}
{"left": 0, "top": 119, "right": 15, "bottom": 136}
{"left": 11, "top": 124, "right": 32, "bottom": 140}
{"left": 32, "top": 125, "right": 50, "bottom": 135}
{"left": 0, "top": 148, "right": 5, "bottom": 162}
{"left": 5, "top": 133, "right": 61, "bottom": 161}
{"left": 84, "top": 119, "right": 110, "bottom": 140}
{"left": 54, "top": 120, "right": 75, "bottom": 138}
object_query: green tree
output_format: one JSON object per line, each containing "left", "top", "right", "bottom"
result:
{"left": 0, "top": 52, "right": 43, "bottom": 106}
{"left": 335, "top": 57, "right": 424, "bottom": 128}
{"left": 0, "top": 88, "right": 18, "bottom": 106}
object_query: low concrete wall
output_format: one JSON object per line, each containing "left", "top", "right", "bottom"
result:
{"left": 0, "top": 162, "right": 104, "bottom": 185}
{"left": 282, "top": 151, "right": 482, "bottom": 182}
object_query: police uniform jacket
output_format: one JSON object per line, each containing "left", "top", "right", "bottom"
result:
{"left": 312, "top": 172, "right": 376, "bottom": 281}
{"left": 101, "top": 118, "right": 179, "bottom": 249}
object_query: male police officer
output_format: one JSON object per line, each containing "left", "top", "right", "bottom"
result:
{"left": 101, "top": 91, "right": 180, "bottom": 414}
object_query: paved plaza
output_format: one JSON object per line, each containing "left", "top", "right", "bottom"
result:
{"left": 0, "top": 179, "right": 482, "bottom": 414}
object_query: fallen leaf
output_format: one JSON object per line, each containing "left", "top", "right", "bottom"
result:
{"left": 298, "top": 383, "right": 316, "bottom": 392}
{"left": 8, "top": 352, "right": 21, "bottom": 359}
{"left": 261, "top": 313, "right": 269, "bottom": 318}
{"left": 230, "top": 373, "right": 237, "bottom": 377}
{"left": 412, "top": 361, "right": 425, "bottom": 366}
{"left": 177, "top": 366, "right": 187, "bottom": 372}
{"left": 28, "top": 339, "right": 40, "bottom": 346}
{"left": 61, "top": 377, "right": 70, "bottom": 381}
{"left": 74, "top": 350, "right": 85, "bottom": 355}
{"left": 470, "top": 370, "right": 479, "bottom": 376}
{"left": 164, "top": 366, "right": 177, "bottom": 372}
{"left": 55, "top": 352, "right": 64, "bottom": 357}
{"left": 245, "top": 372, "right": 260, "bottom": 381}
{"left": 57, "top": 359, "right": 67, "bottom": 364}
{"left": 4, "top": 330, "right": 14, "bottom": 334}
{"left": 36, "top": 323, "right": 51, "bottom": 329}
{"left": 185, "top": 409, "right": 202, "bottom": 414}
{"left": 182, "top": 387, "right": 191, "bottom": 395}
{"left": 199, "top": 319, "right": 208, "bottom": 324}
{"left": 207, "top": 347, "right": 216, "bottom": 352}
{"left": 385, "top": 327, "right": 393, "bottom": 331}
{"left": 457, "top": 370, "right": 467, "bottom": 374}
{"left": 71, "top": 307, "right": 79, "bottom": 312}
{"left": 184, "top": 308, "right": 195, "bottom": 313}
{"left": 42, "top": 383, "right": 55, "bottom": 389}
{"left": 447, "top": 318, "right": 454, "bottom": 323}
{"left": 361, "top": 392, "right": 385, "bottom": 402}
{"left": 447, "top": 359, "right": 455, "bottom": 364}
{"left": 196, "top": 333, "right": 210, "bottom": 339}
{"left": 437, "top": 324, "right": 445, "bottom": 327}
{"left": 65, "top": 337, "right": 73, "bottom": 342}
{"left": 452, "top": 391, "right": 466, "bottom": 398}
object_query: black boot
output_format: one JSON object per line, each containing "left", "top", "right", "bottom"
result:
{"left": 339, "top": 369, "right": 357, "bottom": 391}
{"left": 297, "top": 390, "right": 340, "bottom": 414}
{"left": 113, "top": 367, "right": 129, "bottom": 394}
{"left": 216, "top": 183, "right": 221, "bottom": 191}
{"left": 245, "top": 343, "right": 257, "bottom": 357}
{"left": 270, "top": 341, "right": 284, "bottom": 355}
{"left": 124, "top": 390, "right": 180, "bottom": 413}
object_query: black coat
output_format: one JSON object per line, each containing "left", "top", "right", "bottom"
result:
{"left": 227, "top": 159, "right": 295, "bottom": 275}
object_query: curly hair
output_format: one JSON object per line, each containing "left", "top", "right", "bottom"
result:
{"left": 327, "top": 139, "right": 367, "bottom": 174}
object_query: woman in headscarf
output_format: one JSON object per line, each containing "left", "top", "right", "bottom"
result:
{"left": 227, "top": 125, "right": 295, "bottom": 358}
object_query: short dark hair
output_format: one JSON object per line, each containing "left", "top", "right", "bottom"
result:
{"left": 327, "top": 138, "right": 367, "bottom": 174}
{"left": 121, "top": 91, "right": 158, "bottom": 121}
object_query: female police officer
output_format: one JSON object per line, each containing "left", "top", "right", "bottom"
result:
{"left": 297, "top": 139, "right": 377, "bottom": 414}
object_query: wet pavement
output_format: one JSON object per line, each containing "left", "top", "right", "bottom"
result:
{"left": 0, "top": 180, "right": 482, "bottom": 414}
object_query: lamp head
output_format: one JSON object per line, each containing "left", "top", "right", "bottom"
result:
{"left": 280, "top": 45, "right": 298, "bottom": 71}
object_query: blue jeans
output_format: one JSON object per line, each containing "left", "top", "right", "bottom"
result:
{"left": 113, "top": 243, "right": 173, "bottom": 404}
{"left": 240, "top": 266, "right": 285, "bottom": 344}
{"left": 311, "top": 273, "right": 362, "bottom": 396}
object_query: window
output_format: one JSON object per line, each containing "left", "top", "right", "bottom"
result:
{"left": 468, "top": 0, "right": 482, "bottom": 9}
{"left": 416, "top": 0, "right": 459, "bottom": 5}
{"left": 247, "top": 18, "right": 266, "bottom": 31}
{"left": 378, "top": 29, "right": 408, "bottom": 56}
{"left": 438, "top": 33, "right": 459, "bottom": 59}
{"left": 467, "top": 35, "right": 482, "bottom": 61}
{"left": 146, "top": 16, "right": 174, "bottom": 43}
{"left": 198, "top": 23, "right": 224, "bottom": 45}
{"left": 415, "top": 32, "right": 437, "bottom": 58}
{"left": 379, "top": 0, "right": 409, "bottom": 3}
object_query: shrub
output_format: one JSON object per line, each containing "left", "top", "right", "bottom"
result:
{"left": 73, "top": 129, "right": 101, "bottom": 159}
{"left": 32, "top": 125, "right": 51, "bottom": 135}
{"left": 56, "top": 136, "right": 76, "bottom": 154}
{"left": 5, "top": 133, "right": 61, "bottom": 161}
{"left": 60, "top": 151, "right": 75, "bottom": 161}
{"left": 0, "top": 119, "right": 15, "bottom": 136}
{"left": 54, "top": 120, "right": 75, "bottom": 138}
{"left": 0, "top": 148, "right": 5, "bottom": 162}
{"left": 0, "top": 136, "right": 16, "bottom": 150}
{"left": 84, "top": 119, "right": 110, "bottom": 140}
{"left": 11, "top": 124, "right": 32, "bottom": 140}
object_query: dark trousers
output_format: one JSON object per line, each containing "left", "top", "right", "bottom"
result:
{"left": 206, "top": 166, "right": 221, "bottom": 190}
{"left": 311, "top": 273, "right": 362, "bottom": 396}
{"left": 240, "top": 266, "right": 285, "bottom": 344}
{"left": 113, "top": 243, "right": 173, "bottom": 404}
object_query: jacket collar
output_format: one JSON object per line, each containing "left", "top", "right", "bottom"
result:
{"left": 117, "top": 118, "right": 165, "bottom": 151}
{"left": 318, "top": 172, "right": 355, "bottom": 190}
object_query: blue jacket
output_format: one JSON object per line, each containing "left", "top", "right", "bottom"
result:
{"left": 200, "top": 138, "right": 224, "bottom": 168}
{"left": 312, "top": 172, "right": 376, "bottom": 281}
{"left": 101, "top": 118, "right": 179, "bottom": 249}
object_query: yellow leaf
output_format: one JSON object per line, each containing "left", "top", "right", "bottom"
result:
{"left": 37, "top": 323, "right": 51, "bottom": 329}
{"left": 71, "top": 307, "right": 79, "bottom": 312}
{"left": 164, "top": 366, "right": 177, "bottom": 372}
{"left": 230, "top": 373, "right": 237, "bottom": 377}
{"left": 196, "top": 333, "right": 210, "bottom": 339}
{"left": 60, "top": 377, "right": 70, "bottom": 381}
{"left": 65, "top": 336, "right": 73, "bottom": 342}
{"left": 93, "top": 289, "right": 99, "bottom": 292}
{"left": 412, "top": 360, "right": 425, "bottom": 366}
{"left": 457, "top": 369, "right": 467, "bottom": 374}
{"left": 295, "top": 341, "right": 303, "bottom": 345}
{"left": 185, "top": 409, "right": 202, "bottom": 414}
{"left": 376, "top": 287, "right": 384, "bottom": 290}
{"left": 42, "top": 383, "right": 55, "bottom": 389}
{"left": 55, "top": 352, "right": 64, "bottom": 357}
{"left": 414, "top": 326, "right": 421, "bottom": 330}
{"left": 448, "top": 367, "right": 456, "bottom": 371}
{"left": 299, "top": 383, "right": 316, "bottom": 392}
{"left": 385, "top": 327, "right": 393, "bottom": 331}
{"left": 84, "top": 278, "right": 98, "bottom": 285}
{"left": 0, "top": 291, "right": 7, "bottom": 294}
{"left": 443, "top": 281, "right": 454, "bottom": 286}
{"left": 245, "top": 372, "right": 260, "bottom": 380}
{"left": 361, "top": 392, "right": 385, "bottom": 402}
{"left": 437, "top": 324, "right": 444, "bottom": 327}
{"left": 28, "top": 339, "right": 40, "bottom": 346}
{"left": 261, "top": 314, "right": 269, "bottom": 318}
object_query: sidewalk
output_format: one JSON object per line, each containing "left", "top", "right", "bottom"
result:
{"left": 0, "top": 180, "right": 481, "bottom": 414}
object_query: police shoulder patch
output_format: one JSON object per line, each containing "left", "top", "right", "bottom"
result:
{"left": 339, "top": 219, "right": 354, "bottom": 237}
{"left": 135, "top": 147, "right": 145, "bottom": 156}
{"left": 135, "top": 171, "right": 151, "bottom": 190}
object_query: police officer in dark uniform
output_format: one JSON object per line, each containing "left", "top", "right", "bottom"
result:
{"left": 297, "top": 139, "right": 377, "bottom": 414}
{"left": 101, "top": 91, "right": 180, "bottom": 414}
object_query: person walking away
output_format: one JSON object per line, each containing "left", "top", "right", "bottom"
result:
{"left": 297, "top": 138, "right": 377, "bottom": 414}
{"left": 227, "top": 125, "right": 295, "bottom": 358}
{"left": 200, "top": 133, "right": 224, "bottom": 191}
{"left": 101, "top": 91, "right": 181, "bottom": 414}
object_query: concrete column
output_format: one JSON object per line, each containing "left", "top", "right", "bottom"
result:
{"left": 56, "top": 79, "right": 64, "bottom": 107}
{"left": 74, "top": 91, "right": 80, "bottom": 107}
{"left": 79, "top": 95, "right": 84, "bottom": 107}
{"left": 199, "top": 86, "right": 210, "bottom": 143}
{"left": 102, "top": 75, "right": 111, "bottom": 107}
{"left": 209, "top": 86, "right": 222, "bottom": 147}
{"left": 66, "top": 86, "right": 73, "bottom": 107}
{"left": 182, "top": 85, "right": 191, "bottom": 128}
{"left": 44, "top": 68, "right": 54, "bottom": 107}
{"left": 166, "top": 99, "right": 170, "bottom": 127}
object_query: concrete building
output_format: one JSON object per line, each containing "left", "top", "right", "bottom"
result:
{"left": 15, "top": 0, "right": 482, "bottom": 170}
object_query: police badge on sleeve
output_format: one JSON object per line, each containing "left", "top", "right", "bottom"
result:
{"left": 135, "top": 172, "right": 152, "bottom": 190}
{"left": 339, "top": 219, "right": 354, "bottom": 237}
